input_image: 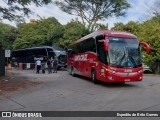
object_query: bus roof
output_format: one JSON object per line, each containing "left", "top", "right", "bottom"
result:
{"left": 69, "top": 30, "right": 137, "bottom": 46}
{"left": 13, "top": 46, "right": 65, "bottom": 52}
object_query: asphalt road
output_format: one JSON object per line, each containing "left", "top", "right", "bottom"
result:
{"left": 0, "top": 69, "right": 160, "bottom": 120}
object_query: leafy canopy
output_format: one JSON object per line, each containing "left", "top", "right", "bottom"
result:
{"left": 54, "top": 0, "right": 130, "bottom": 31}
{"left": 0, "top": 22, "right": 18, "bottom": 50}
{"left": 13, "top": 17, "right": 63, "bottom": 49}
{"left": 0, "top": 0, "right": 52, "bottom": 21}
{"left": 58, "top": 19, "right": 89, "bottom": 48}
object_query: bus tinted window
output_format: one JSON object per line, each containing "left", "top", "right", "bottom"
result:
{"left": 70, "top": 37, "right": 96, "bottom": 54}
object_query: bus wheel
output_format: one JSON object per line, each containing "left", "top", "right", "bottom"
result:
{"left": 91, "top": 70, "right": 99, "bottom": 84}
{"left": 57, "top": 67, "right": 60, "bottom": 70}
{"left": 71, "top": 67, "right": 75, "bottom": 76}
{"left": 117, "top": 82, "right": 125, "bottom": 84}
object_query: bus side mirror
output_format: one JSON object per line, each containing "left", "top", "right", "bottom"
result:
{"left": 67, "top": 49, "right": 73, "bottom": 55}
{"left": 104, "top": 41, "right": 108, "bottom": 51}
{"left": 98, "top": 40, "right": 108, "bottom": 51}
{"left": 96, "top": 35, "right": 105, "bottom": 40}
{"left": 140, "top": 42, "right": 150, "bottom": 54}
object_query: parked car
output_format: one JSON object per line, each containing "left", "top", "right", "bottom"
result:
{"left": 143, "top": 64, "right": 153, "bottom": 73}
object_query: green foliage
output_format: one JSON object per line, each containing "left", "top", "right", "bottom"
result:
{"left": 0, "top": 0, "right": 52, "bottom": 21}
{"left": 137, "top": 16, "right": 160, "bottom": 72}
{"left": 0, "top": 22, "right": 18, "bottom": 50}
{"left": 111, "top": 21, "right": 140, "bottom": 34}
{"left": 54, "top": 0, "right": 130, "bottom": 31}
{"left": 47, "top": 24, "right": 64, "bottom": 46}
{"left": 58, "top": 19, "right": 90, "bottom": 48}
{"left": 111, "top": 22, "right": 125, "bottom": 31}
{"left": 13, "top": 17, "right": 63, "bottom": 49}
{"left": 13, "top": 18, "right": 89, "bottom": 50}
{"left": 94, "top": 23, "right": 109, "bottom": 31}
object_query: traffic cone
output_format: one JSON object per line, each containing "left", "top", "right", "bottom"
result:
{"left": 18, "top": 63, "right": 23, "bottom": 70}
{"left": 7, "top": 63, "right": 12, "bottom": 70}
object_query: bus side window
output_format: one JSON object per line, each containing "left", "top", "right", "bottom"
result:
{"left": 68, "top": 37, "right": 96, "bottom": 54}
{"left": 78, "top": 37, "right": 96, "bottom": 53}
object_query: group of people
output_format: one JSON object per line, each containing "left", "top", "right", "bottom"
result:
{"left": 47, "top": 58, "right": 58, "bottom": 74}
{"left": 35, "top": 57, "right": 58, "bottom": 74}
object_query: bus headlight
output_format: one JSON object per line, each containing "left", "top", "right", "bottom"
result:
{"left": 138, "top": 70, "right": 143, "bottom": 73}
{"left": 108, "top": 76, "right": 114, "bottom": 80}
{"left": 108, "top": 69, "right": 116, "bottom": 73}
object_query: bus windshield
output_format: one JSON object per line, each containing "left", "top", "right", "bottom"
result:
{"left": 108, "top": 37, "right": 142, "bottom": 68}
{"left": 54, "top": 50, "right": 66, "bottom": 57}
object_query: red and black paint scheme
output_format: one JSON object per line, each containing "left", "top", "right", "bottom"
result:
{"left": 67, "top": 30, "right": 150, "bottom": 84}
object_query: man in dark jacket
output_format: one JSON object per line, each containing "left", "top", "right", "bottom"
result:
{"left": 53, "top": 57, "right": 58, "bottom": 73}
{"left": 47, "top": 58, "right": 52, "bottom": 74}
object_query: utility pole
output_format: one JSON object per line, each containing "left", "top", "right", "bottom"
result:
{"left": 0, "top": 49, "right": 5, "bottom": 76}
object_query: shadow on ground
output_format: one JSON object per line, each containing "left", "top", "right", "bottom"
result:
{"left": 71, "top": 74, "right": 137, "bottom": 88}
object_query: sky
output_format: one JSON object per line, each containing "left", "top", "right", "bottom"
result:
{"left": 0, "top": 0, "right": 156, "bottom": 29}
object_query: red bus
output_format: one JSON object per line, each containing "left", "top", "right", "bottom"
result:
{"left": 67, "top": 30, "right": 150, "bottom": 84}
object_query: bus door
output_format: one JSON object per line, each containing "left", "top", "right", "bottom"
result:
{"left": 96, "top": 35, "right": 107, "bottom": 79}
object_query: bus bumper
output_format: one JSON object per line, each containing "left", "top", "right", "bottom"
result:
{"left": 106, "top": 72, "right": 143, "bottom": 82}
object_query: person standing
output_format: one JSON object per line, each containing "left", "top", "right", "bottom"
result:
{"left": 35, "top": 59, "right": 41, "bottom": 74}
{"left": 53, "top": 57, "right": 58, "bottom": 73}
{"left": 47, "top": 58, "right": 52, "bottom": 74}
{"left": 41, "top": 62, "right": 45, "bottom": 74}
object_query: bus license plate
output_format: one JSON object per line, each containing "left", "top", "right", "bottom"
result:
{"left": 124, "top": 79, "right": 131, "bottom": 82}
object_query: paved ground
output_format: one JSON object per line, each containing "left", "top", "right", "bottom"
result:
{"left": 0, "top": 68, "right": 160, "bottom": 120}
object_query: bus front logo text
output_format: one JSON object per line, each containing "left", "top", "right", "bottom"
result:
{"left": 74, "top": 54, "right": 88, "bottom": 61}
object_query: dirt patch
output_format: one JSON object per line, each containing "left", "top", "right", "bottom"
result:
{"left": 0, "top": 74, "right": 42, "bottom": 95}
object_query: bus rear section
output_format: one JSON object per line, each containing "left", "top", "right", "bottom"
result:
{"left": 67, "top": 30, "right": 150, "bottom": 83}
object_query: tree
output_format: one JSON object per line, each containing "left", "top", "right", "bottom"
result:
{"left": 150, "top": 0, "right": 160, "bottom": 16}
{"left": 0, "top": 22, "right": 18, "bottom": 50}
{"left": 54, "top": 0, "right": 130, "bottom": 31}
{"left": 111, "top": 22, "right": 125, "bottom": 31}
{"left": 111, "top": 21, "right": 140, "bottom": 35}
{"left": 137, "top": 16, "right": 160, "bottom": 73}
{"left": 0, "top": 0, "right": 52, "bottom": 21}
{"left": 47, "top": 24, "right": 64, "bottom": 46}
{"left": 58, "top": 19, "right": 89, "bottom": 48}
{"left": 95, "top": 23, "right": 109, "bottom": 30}
{"left": 13, "top": 17, "right": 63, "bottom": 49}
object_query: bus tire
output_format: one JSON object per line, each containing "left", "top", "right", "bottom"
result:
{"left": 57, "top": 67, "right": 60, "bottom": 70}
{"left": 71, "top": 67, "right": 75, "bottom": 76}
{"left": 91, "top": 69, "right": 99, "bottom": 84}
{"left": 118, "top": 82, "right": 125, "bottom": 84}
